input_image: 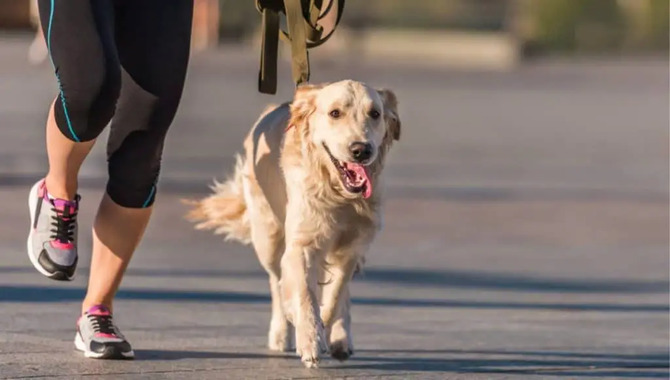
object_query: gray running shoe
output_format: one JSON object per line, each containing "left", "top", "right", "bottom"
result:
{"left": 27, "top": 179, "right": 79, "bottom": 281}
{"left": 74, "top": 305, "right": 134, "bottom": 359}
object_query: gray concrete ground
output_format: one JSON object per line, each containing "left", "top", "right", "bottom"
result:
{"left": 0, "top": 34, "right": 668, "bottom": 379}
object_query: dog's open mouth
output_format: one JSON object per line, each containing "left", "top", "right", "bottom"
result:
{"left": 322, "top": 143, "right": 372, "bottom": 199}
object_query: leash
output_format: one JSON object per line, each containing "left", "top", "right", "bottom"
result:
{"left": 256, "top": 0, "right": 345, "bottom": 94}
{"left": 285, "top": 124, "right": 295, "bottom": 132}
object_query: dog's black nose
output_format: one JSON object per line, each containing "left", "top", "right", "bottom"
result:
{"left": 349, "top": 142, "right": 373, "bottom": 163}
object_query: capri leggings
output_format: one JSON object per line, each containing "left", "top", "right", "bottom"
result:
{"left": 38, "top": 0, "right": 193, "bottom": 208}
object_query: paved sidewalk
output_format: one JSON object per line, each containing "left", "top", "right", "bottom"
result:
{"left": 0, "top": 35, "right": 668, "bottom": 379}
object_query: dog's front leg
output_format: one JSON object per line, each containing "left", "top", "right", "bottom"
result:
{"left": 328, "top": 286, "right": 353, "bottom": 361}
{"left": 280, "top": 241, "right": 328, "bottom": 367}
{"left": 320, "top": 258, "right": 357, "bottom": 361}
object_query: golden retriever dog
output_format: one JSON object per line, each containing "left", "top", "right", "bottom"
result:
{"left": 185, "top": 80, "right": 400, "bottom": 367}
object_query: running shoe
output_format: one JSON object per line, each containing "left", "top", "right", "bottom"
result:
{"left": 74, "top": 305, "right": 134, "bottom": 359}
{"left": 27, "top": 179, "right": 79, "bottom": 281}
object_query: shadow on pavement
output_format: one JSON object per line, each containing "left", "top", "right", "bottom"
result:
{"left": 359, "top": 349, "right": 670, "bottom": 363}
{"left": 1, "top": 285, "right": 667, "bottom": 313}
{"left": 136, "top": 349, "right": 289, "bottom": 361}
{"left": 355, "top": 268, "right": 669, "bottom": 294}
{"left": 338, "top": 350, "right": 669, "bottom": 377}
{"left": 115, "top": 348, "right": 670, "bottom": 377}
{"left": 2, "top": 266, "right": 667, "bottom": 294}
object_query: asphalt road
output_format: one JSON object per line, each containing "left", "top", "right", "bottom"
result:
{"left": 0, "top": 35, "right": 668, "bottom": 379}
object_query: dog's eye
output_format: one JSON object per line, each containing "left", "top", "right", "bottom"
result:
{"left": 329, "top": 109, "right": 341, "bottom": 119}
{"left": 369, "top": 109, "right": 381, "bottom": 120}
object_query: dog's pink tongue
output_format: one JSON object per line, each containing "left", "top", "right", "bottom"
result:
{"left": 349, "top": 164, "right": 372, "bottom": 199}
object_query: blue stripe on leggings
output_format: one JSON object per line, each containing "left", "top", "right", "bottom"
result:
{"left": 142, "top": 185, "right": 156, "bottom": 208}
{"left": 47, "top": 0, "right": 80, "bottom": 142}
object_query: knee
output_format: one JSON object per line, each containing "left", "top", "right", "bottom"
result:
{"left": 54, "top": 65, "right": 121, "bottom": 142}
{"left": 107, "top": 156, "right": 160, "bottom": 209}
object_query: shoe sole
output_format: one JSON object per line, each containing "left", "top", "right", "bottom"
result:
{"left": 27, "top": 180, "right": 74, "bottom": 281}
{"left": 74, "top": 332, "right": 135, "bottom": 360}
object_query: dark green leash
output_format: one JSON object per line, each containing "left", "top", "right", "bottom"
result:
{"left": 255, "top": 0, "right": 345, "bottom": 94}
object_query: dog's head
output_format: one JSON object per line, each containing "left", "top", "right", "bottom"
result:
{"left": 288, "top": 80, "right": 401, "bottom": 199}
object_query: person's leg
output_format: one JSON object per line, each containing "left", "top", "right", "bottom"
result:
{"left": 44, "top": 101, "right": 95, "bottom": 200}
{"left": 81, "top": 0, "right": 193, "bottom": 315}
{"left": 74, "top": 2, "right": 192, "bottom": 359}
{"left": 28, "top": 0, "right": 120, "bottom": 281}
{"left": 39, "top": 0, "right": 120, "bottom": 198}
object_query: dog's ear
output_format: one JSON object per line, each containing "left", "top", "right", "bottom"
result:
{"left": 289, "top": 83, "right": 325, "bottom": 128}
{"left": 377, "top": 89, "right": 401, "bottom": 141}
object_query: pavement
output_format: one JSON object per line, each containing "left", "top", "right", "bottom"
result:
{"left": 0, "top": 34, "right": 668, "bottom": 379}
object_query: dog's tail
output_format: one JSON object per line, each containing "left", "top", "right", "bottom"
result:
{"left": 182, "top": 155, "right": 252, "bottom": 245}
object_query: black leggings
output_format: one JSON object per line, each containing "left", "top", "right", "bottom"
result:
{"left": 38, "top": 0, "right": 193, "bottom": 208}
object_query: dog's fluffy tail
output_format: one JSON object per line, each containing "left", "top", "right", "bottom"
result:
{"left": 183, "top": 155, "right": 251, "bottom": 245}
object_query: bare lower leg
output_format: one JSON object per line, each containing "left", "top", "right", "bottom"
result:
{"left": 44, "top": 101, "right": 95, "bottom": 200}
{"left": 82, "top": 194, "right": 152, "bottom": 313}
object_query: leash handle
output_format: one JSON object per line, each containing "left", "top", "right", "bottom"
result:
{"left": 285, "top": 0, "right": 310, "bottom": 87}
{"left": 256, "top": 0, "right": 345, "bottom": 94}
{"left": 258, "top": 8, "right": 280, "bottom": 94}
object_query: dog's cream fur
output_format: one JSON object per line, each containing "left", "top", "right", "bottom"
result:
{"left": 185, "top": 80, "right": 400, "bottom": 367}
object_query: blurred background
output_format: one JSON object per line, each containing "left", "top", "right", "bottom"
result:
{"left": 0, "top": 0, "right": 668, "bottom": 377}
{"left": 2, "top": 0, "right": 669, "bottom": 61}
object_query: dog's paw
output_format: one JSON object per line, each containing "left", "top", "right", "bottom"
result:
{"left": 268, "top": 332, "right": 295, "bottom": 352}
{"left": 268, "top": 321, "right": 295, "bottom": 352}
{"left": 296, "top": 340, "right": 320, "bottom": 368}
{"left": 296, "top": 320, "right": 328, "bottom": 368}
{"left": 302, "top": 355, "right": 320, "bottom": 368}
{"left": 328, "top": 319, "right": 353, "bottom": 361}
{"left": 329, "top": 334, "right": 354, "bottom": 361}
{"left": 330, "top": 342, "right": 353, "bottom": 361}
